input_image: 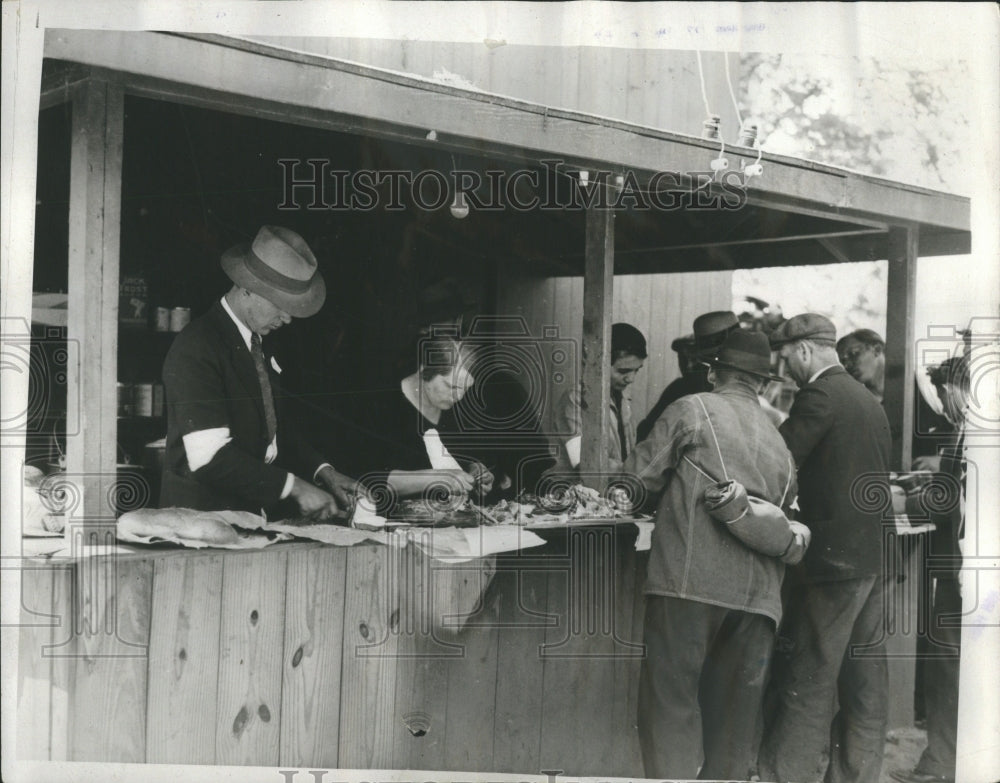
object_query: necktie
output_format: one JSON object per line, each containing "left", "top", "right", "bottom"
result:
{"left": 250, "top": 333, "right": 278, "bottom": 445}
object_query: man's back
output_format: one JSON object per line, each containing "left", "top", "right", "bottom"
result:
{"left": 633, "top": 384, "right": 796, "bottom": 625}
{"left": 779, "top": 365, "right": 891, "bottom": 581}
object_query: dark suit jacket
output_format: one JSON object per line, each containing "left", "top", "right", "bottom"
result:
{"left": 780, "top": 365, "right": 892, "bottom": 581}
{"left": 160, "top": 301, "right": 326, "bottom": 512}
{"left": 928, "top": 431, "right": 965, "bottom": 581}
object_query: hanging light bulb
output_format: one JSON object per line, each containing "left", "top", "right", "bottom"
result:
{"left": 450, "top": 189, "right": 469, "bottom": 219}
{"left": 449, "top": 153, "right": 470, "bottom": 219}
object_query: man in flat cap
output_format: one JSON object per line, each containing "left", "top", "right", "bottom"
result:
{"left": 637, "top": 311, "right": 740, "bottom": 442}
{"left": 626, "top": 329, "right": 799, "bottom": 781}
{"left": 161, "top": 225, "right": 358, "bottom": 520}
{"left": 758, "top": 313, "right": 892, "bottom": 783}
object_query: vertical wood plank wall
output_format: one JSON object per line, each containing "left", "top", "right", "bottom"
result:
{"left": 496, "top": 271, "right": 735, "bottom": 431}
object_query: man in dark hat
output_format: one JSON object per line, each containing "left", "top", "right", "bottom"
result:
{"left": 637, "top": 311, "right": 740, "bottom": 442}
{"left": 759, "top": 313, "right": 892, "bottom": 783}
{"left": 161, "top": 225, "right": 358, "bottom": 519}
{"left": 624, "top": 329, "right": 798, "bottom": 781}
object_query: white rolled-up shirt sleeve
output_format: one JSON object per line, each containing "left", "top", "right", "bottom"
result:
{"left": 182, "top": 427, "right": 233, "bottom": 472}
{"left": 565, "top": 435, "right": 582, "bottom": 468}
{"left": 184, "top": 428, "right": 294, "bottom": 499}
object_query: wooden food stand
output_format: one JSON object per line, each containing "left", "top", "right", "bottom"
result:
{"left": 8, "top": 28, "right": 971, "bottom": 773}
{"left": 19, "top": 525, "right": 650, "bottom": 772}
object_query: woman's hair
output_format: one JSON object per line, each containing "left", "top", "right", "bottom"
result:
{"left": 418, "top": 338, "right": 473, "bottom": 382}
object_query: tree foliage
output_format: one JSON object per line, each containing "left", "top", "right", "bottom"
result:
{"left": 739, "top": 53, "right": 971, "bottom": 193}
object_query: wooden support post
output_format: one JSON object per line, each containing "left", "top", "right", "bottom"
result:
{"left": 579, "top": 195, "right": 615, "bottom": 485}
{"left": 884, "top": 226, "right": 918, "bottom": 471}
{"left": 66, "top": 78, "right": 124, "bottom": 523}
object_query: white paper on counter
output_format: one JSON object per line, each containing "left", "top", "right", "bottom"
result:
{"left": 262, "top": 521, "right": 390, "bottom": 548}
{"left": 405, "top": 525, "right": 546, "bottom": 562}
{"left": 634, "top": 520, "right": 655, "bottom": 551}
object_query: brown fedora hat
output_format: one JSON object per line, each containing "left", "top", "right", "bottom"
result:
{"left": 707, "top": 329, "right": 784, "bottom": 382}
{"left": 221, "top": 226, "right": 326, "bottom": 317}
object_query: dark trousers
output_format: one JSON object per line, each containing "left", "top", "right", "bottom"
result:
{"left": 759, "top": 575, "right": 888, "bottom": 783}
{"left": 915, "top": 578, "right": 961, "bottom": 779}
{"left": 637, "top": 595, "right": 774, "bottom": 781}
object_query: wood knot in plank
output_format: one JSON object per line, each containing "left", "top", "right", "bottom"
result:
{"left": 359, "top": 621, "right": 370, "bottom": 640}
{"left": 250, "top": 609, "right": 259, "bottom": 626}
{"left": 232, "top": 705, "right": 250, "bottom": 738}
{"left": 291, "top": 645, "right": 304, "bottom": 668}
{"left": 258, "top": 704, "right": 271, "bottom": 723}
{"left": 403, "top": 711, "right": 430, "bottom": 737}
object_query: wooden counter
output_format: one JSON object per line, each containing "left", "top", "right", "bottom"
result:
{"left": 16, "top": 519, "right": 929, "bottom": 773}
{"left": 16, "top": 523, "right": 649, "bottom": 775}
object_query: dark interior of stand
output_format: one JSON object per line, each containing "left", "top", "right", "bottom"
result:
{"left": 27, "top": 87, "right": 927, "bottom": 479}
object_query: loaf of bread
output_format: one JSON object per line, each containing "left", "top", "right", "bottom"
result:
{"left": 118, "top": 507, "right": 242, "bottom": 547}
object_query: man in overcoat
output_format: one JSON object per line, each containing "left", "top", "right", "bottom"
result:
{"left": 759, "top": 313, "right": 892, "bottom": 783}
{"left": 161, "top": 225, "right": 356, "bottom": 519}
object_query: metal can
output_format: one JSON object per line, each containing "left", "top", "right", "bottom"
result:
{"left": 154, "top": 306, "right": 171, "bottom": 331}
{"left": 134, "top": 383, "right": 154, "bottom": 417}
{"left": 117, "top": 382, "right": 132, "bottom": 417}
{"left": 170, "top": 306, "right": 191, "bottom": 332}
{"left": 152, "top": 383, "right": 165, "bottom": 418}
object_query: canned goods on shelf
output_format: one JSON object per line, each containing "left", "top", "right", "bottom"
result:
{"left": 154, "top": 306, "right": 171, "bottom": 331}
{"left": 134, "top": 383, "right": 154, "bottom": 417}
{"left": 169, "top": 306, "right": 191, "bottom": 332}
{"left": 117, "top": 382, "right": 132, "bottom": 417}
{"left": 152, "top": 383, "right": 165, "bottom": 418}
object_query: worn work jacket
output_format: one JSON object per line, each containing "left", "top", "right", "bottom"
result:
{"left": 624, "top": 384, "right": 797, "bottom": 625}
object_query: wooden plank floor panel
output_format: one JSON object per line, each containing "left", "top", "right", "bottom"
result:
{"left": 441, "top": 561, "right": 501, "bottom": 772}
{"left": 215, "top": 550, "right": 287, "bottom": 766}
{"left": 146, "top": 554, "right": 224, "bottom": 764}
{"left": 280, "top": 546, "right": 348, "bottom": 768}
{"left": 389, "top": 542, "right": 454, "bottom": 771}
{"left": 17, "top": 566, "right": 57, "bottom": 760}
{"left": 491, "top": 555, "right": 551, "bottom": 774}
{"left": 69, "top": 555, "right": 153, "bottom": 762}
{"left": 338, "top": 543, "right": 400, "bottom": 768}
{"left": 608, "top": 529, "right": 646, "bottom": 777}
{"left": 538, "top": 527, "right": 618, "bottom": 777}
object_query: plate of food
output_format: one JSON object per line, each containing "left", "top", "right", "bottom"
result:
{"left": 384, "top": 498, "right": 482, "bottom": 528}
{"left": 483, "top": 485, "right": 650, "bottom": 528}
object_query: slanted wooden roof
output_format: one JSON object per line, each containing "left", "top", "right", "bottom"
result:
{"left": 43, "top": 30, "right": 970, "bottom": 275}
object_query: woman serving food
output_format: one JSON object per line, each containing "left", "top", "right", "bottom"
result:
{"left": 350, "top": 337, "right": 494, "bottom": 516}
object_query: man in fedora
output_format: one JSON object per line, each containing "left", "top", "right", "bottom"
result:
{"left": 759, "top": 313, "right": 892, "bottom": 783}
{"left": 637, "top": 310, "right": 740, "bottom": 442}
{"left": 161, "top": 225, "right": 357, "bottom": 520}
{"left": 624, "top": 329, "right": 797, "bottom": 781}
